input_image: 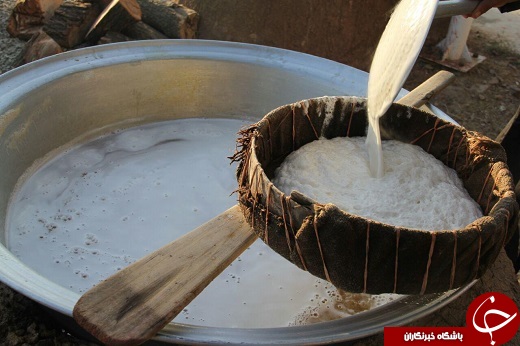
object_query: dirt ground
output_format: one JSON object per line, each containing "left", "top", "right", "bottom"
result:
{"left": 406, "top": 28, "right": 520, "bottom": 139}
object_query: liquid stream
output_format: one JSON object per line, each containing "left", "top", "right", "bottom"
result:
{"left": 367, "top": 0, "right": 438, "bottom": 177}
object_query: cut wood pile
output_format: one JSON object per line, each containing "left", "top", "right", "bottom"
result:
{"left": 6, "top": 0, "right": 198, "bottom": 64}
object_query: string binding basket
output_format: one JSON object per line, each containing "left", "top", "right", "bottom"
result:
{"left": 233, "top": 96, "right": 519, "bottom": 295}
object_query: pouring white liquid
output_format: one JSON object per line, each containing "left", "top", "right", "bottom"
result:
{"left": 367, "top": 0, "right": 438, "bottom": 177}
{"left": 6, "top": 118, "right": 392, "bottom": 328}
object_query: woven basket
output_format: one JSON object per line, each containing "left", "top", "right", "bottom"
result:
{"left": 234, "top": 96, "right": 519, "bottom": 295}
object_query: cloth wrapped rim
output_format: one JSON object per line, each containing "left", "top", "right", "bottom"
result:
{"left": 234, "top": 96, "right": 519, "bottom": 295}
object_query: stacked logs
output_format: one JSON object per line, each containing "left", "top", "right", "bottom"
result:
{"left": 6, "top": 0, "right": 199, "bottom": 64}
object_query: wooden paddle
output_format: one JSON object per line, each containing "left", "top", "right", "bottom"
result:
{"left": 73, "top": 70, "right": 455, "bottom": 346}
{"left": 73, "top": 205, "right": 255, "bottom": 345}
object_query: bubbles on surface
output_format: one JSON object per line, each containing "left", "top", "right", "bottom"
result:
{"left": 6, "top": 118, "right": 401, "bottom": 329}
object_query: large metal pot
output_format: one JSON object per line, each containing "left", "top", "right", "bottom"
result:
{"left": 0, "top": 40, "right": 473, "bottom": 345}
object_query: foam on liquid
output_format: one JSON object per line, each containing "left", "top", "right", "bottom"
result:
{"left": 6, "top": 118, "right": 390, "bottom": 328}
{"left": 367, "top": 0, "right": 438, "bottom": 177}
{"left": 274, "top": 137, "right": 482, "bottom": 231}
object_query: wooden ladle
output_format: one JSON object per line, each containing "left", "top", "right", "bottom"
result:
{"left": 73, "top": 70, "right": 455, "bottom": 345}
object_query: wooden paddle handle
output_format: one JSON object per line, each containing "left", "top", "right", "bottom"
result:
{"left": 397, "top": 70, "right": 455, "bottom": 108}
{"left": 73, "top": 205, "right": 256, "bottom": 346}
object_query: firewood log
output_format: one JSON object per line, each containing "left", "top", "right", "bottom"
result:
{"left": 43, "top": 0, "right": 100, "bottom": 48}
{"left": 97, "top": 30, "right": 131, "bottom": 44}
{"left": 7, "top": 0, "right": 63, "bottom": 40}
{"left": 21, "top": 30, "right": 63, "bottom": 64}
{"left": 122, "top": 21, "right": 168, "bottom": 40}
{"left": 85, "top": 0, "right": 141, "bottom": 42}
{"left": 137, "top": 0, "right": 198, "bottom": 39}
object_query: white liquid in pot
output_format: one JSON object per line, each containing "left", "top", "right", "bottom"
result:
{"left": 6, "top": 118, "right": 392, "bottom": 328}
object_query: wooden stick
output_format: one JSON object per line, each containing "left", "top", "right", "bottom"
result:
{"left": 495, "top": 105, "right": 520, "bottom": 144}
{"left": 73, "top": 205, "right": 256, "bottom": 346}
{"left": 397, "top": 70, "right": 455, "bottom": 108}
{"left": 496, "top": 105, "right": 520, "bottom": 186}
{"left": 72, "top": 71, "right": 456, "bottom": 345}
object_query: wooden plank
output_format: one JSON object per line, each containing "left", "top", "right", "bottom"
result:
{"left": 43, "top": 0, "right": 101, "bottom": 48}
{"left": 73, "top": 205, "right": 257, "bottom": 346}
{"left": 137, "top": 0, "right": 198, "bottom": 39}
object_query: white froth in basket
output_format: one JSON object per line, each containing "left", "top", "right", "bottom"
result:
{"left": 273, "top": 136, "right": 482, "bottom": 231}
